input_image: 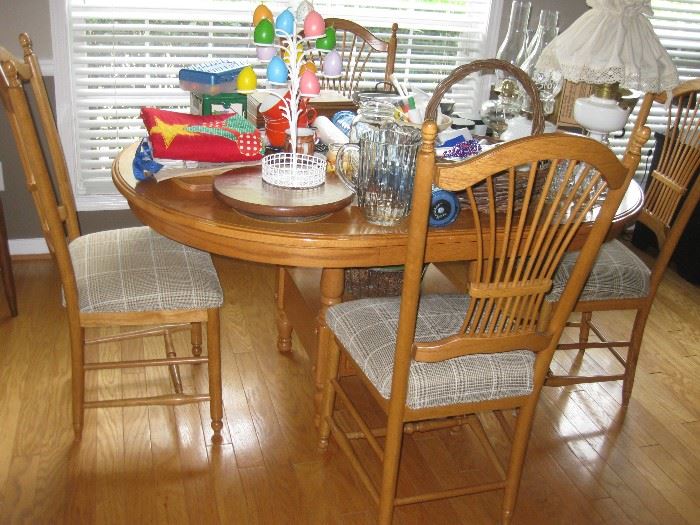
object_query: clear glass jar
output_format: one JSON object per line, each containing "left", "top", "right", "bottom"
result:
{"left": 349, "top": 99, "right": 395, "bottom": 143}
{"left": 480, "top": 79, "right": 521, "bottom": 138}
{"left": 520, "top": 9, "right": 561, "bottom": 115}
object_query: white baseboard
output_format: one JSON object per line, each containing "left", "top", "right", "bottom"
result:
{"left": 9, "top": 237, "right": 49, "bottom": 256}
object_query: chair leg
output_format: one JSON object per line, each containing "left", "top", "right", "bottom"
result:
{"left": 0, "top": 199, "right": 17, "bottom": 317}
{"left": 622, "top": 306, "right": 649, "bottom": 406}
{"left": 502, "top": 398, "right": 538, "bottom": 525}
{"left": 70, "top": 323, "right": 85, "bottom": 438}
{"left": 578, "top": 311, "right": 592, "bottom": 350}
{"left": 190, "top": 322, "right": 203, "bottom": 356}
{"left": 318, "top": 337, "right": 341, "bottom": 450}
{"left": 377, "top": 410, "right": 406, "bottom": 525}
{"left": 207, "top": 308, "right": 223, "bottom": 443}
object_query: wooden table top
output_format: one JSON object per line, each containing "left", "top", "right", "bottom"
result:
{"left": 112, "top": 142, "right": 644, "bottom": 269}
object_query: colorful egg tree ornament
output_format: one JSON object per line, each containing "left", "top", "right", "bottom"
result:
{"left": 253, "top": 3, "right": 273, "bottom": 26}
{"left": 299, "top": 61, "right": 318, "bottom": 76}
{"left": 296, "top": 0, "right": 314, "bottom": 23}
{"left": 299, "top": 69, "right": 321, "bottom": 97}
{"left": 322, "top": 49, "right": 342, "bottom": 78}
{"left": 275, "top": 8, "right": 295, "bottom": 36}
{"left": 236, "top": 66, "right": 257, "bottom": 93}
{"left": 256, "top": 45, "right": 277, "bottom": 61}
{"left": 267, "top": 56, "right": 289, "bottom": 84}
{"left": 303, "top": 10, "right": 325, "bottom": 38}
{"left": 249, "top": 3, "right": 340, "bottom": 188}
{"left": 254, "top": 19, "right": 275, "bottom": 45}
{"left": 315, "top": 26, "right": 336, "bottom": 50}
{"left": 283, "top": 43, "right": 304, "bottom": 65}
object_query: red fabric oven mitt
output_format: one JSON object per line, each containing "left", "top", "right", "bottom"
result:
{"left": 140, "top": 107, "right": 264, "bottom": 162}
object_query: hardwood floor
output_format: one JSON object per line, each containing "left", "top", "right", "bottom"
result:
{"left": 0, "top": 254, "right": 698, "bottom": 524}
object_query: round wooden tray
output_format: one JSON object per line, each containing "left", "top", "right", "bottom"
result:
{"left": 213, "top": 166, "right": 354, "bottom": 222}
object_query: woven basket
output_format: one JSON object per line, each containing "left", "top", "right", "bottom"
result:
{"left": 344, "top": 267, "right": 405, "bottom": 298}
{"left": 426, "top": 60, "right": 546, "bottom": 214}
{"left": 262, "top": 153, "right": 326, "bottom": 189}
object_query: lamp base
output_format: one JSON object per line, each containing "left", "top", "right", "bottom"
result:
{"left": 573, "top": 93, "right": 630, "bottom": 143}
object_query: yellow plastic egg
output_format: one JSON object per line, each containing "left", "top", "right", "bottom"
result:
{"left": 299, "top": 61, "right": 318, "bottom": 76}
{"left": 253, "top": 4, "right": 273, "bottom": 26}
{"left": 283, "top": 43, "right": 304, "bottom": 66}
{"left": 237, "top": 66, "right": 257, "bottom": 93}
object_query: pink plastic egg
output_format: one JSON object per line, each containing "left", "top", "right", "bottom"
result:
{"left": 323, "top": 50, "right": 342, "bottom": 77}
{"left": 303, "top": 11, "right": 325, "bottom": 38}
{"left": 299, "top": 69, "right": 321, "bottom": 96}
{"left": 256, "top": 45, "right": 277, "bottom": 61}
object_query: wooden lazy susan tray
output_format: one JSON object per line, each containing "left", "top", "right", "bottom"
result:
{"left": 213, "top": 165, "right": 354, "bottom": 222}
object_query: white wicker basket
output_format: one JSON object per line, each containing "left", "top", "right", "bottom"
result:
{"left": 262, "top": 153, "right": 327, "bottom": 189}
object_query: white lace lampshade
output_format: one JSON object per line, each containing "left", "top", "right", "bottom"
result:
{"left": 535, "top": 0, "right": 678, "bottom": 141}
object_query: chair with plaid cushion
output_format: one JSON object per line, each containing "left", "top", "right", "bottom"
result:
{"left": 0, "top": 34, "right": 224, "bottom": 441}
{"left": 546, "top": 79, "right": 700, "bottom": 405}
{"left": 316, "top": 62, "right": 649, "bottom": 524}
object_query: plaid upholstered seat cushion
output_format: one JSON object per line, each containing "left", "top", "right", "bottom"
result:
{"left": 326, "top": 294, "right": 535, "bottom": 409}
{"left": 68, "top": 227, "right": 223, "bottom": 313}
{"left": 548, "top": 239, "right": 650, "bottom": 302}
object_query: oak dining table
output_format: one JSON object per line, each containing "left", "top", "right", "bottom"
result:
{"left": 112, "top": 141, "right": 644, "bottom": 414}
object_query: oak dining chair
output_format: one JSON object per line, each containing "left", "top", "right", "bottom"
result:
{"left": 309, "top": 18, "right": 398, "bottom": 98}
{"left": 316, "top": 62, "right": 648, "bottom": 524}
{"left": 546, "top": 78, "right": 700, "bottom": 404}
{"left": 0, "top": 34, "right": 225, "bottom": 440}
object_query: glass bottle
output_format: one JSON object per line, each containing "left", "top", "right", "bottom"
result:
{"left": 480, "top": 79, "right": 521, "bottom": 138}
{"left": 520, "top": 9, "right": 561, "bottom": 115}
{"left": 496, "top": 0, "right": 532, "bottom": 68}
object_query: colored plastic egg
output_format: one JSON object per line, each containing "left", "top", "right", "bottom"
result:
{"left": 296, "top": 0, "right": 314, "bottom": 22}
{"left": 299, "top": 69, "right": 321, "bottom": 96}
{"left": 323, "top": 50, "right": 342, "bottom": 77}
{"left": 275, "top": 9, "right": 295, "bottom": 36}
{"left": 237, "top": 66, "right": 257, "bottom": 93}
{"left": 303, "top": 10, "right": 325, "bottom": 38}
{"left": 267, "top": 56, "right": 289, "bottom": 84}
{"left": 254, "top": 19, "right": 275, "bottom": 45}
{"left": 256, "top": 45, "right": 277, "bottom": 61}
{"left": 253, "top": 4, "right": 273, "bottom": 26}
{"left": 315, "top": 26, "right": 336, "bottom": 50}
{"left": 299, "top": 61, "right": 318, "bottom": 76}
{"left": 283, "top": 43, "right": 304, "bottom": 65}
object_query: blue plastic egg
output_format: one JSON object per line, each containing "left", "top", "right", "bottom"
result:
{"left": 267, "top": 56, "right": 289, "bottom": 84}
{"left": 275, "top": 9, "right": 295, "bottom": 36}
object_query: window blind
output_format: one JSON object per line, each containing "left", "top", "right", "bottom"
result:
{"left": 609, "top": 0, "right": 700, "bottom": 180}
{"left": 54, "top": 0, "right": 497, "bottom": 206}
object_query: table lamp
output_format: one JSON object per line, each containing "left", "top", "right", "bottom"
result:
{"left": 535, "top": 0, "right": 678, "bottom": 143}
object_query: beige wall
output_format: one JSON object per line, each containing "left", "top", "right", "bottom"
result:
{"left": 0, "top": 0, "right": 587, "bottom": 243}
{"left": 0, "top": 0, "right": 53, "bottom": 60}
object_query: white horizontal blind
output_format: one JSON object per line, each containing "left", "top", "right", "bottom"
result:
{"left": 56, "top": 0, "right": 496, "bottom": 202}
{"left": 608, "top": 0, "right": 700, "bottom": 181}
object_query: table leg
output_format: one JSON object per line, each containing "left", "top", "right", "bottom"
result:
{"left": 275, "top": 266, "right": 293, "bottom": 353}
{"left": 314, "top": 268, "right": 345, "bottom": 425}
